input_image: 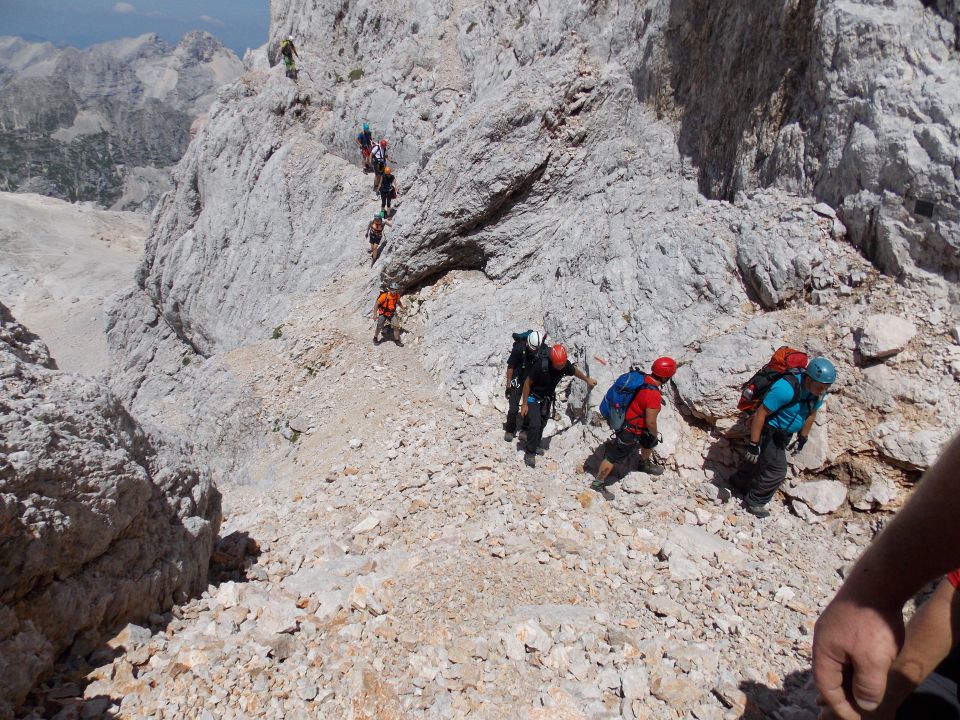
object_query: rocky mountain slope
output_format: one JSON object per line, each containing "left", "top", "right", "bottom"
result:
{"left": 0, "top": 304, "right": 220, "bottom": 720}
{"left": 0, "top": 32, "right": 243, "bottom": 211}
{"left": 0, "top": 191, "right": 145, "bottom": 374}
{"left": 5, "top": 0, "right": 960, "bottom": 716}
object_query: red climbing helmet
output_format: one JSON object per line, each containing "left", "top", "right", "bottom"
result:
{"left": 651, "top": 356, "right": 677, "bottom": 380}
{"left": 550, "top": 344, "right": 568, "bottom": 368}
{"left": 380, "top": 139, "right": 388, "bottom": 148}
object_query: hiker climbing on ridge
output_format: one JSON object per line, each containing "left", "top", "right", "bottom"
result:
{"left": 356, "top": 123, "right": 374, "bottom": 172}
{"left": 371, "top": 139, "right": 388, "bottom": 194}
{"left": 503, "top": 329, "right": 546, "bottom": 442}
{"left": 365, "top": 211, "right": 392, "bottom": 264}
{"left": 373, "top": 282, "right": 403, "bottom": 346}
{"left": 278, "top": 35, "right": 299, "bottom": 79}
{"left": 520, "top": 344, "right": 597, "bottom": 468}
{"left": 380, "top": 166, "right": 398, "bottom": 214}
{"left": 730, "top": 349, "right": 836, "bottom": 518}
{"left": 592, "top": 357, "right": 676, "bottom": 490}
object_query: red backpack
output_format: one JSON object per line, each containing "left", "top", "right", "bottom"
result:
{"left": 738, "top": 346, "right": 809, "bottom": 412}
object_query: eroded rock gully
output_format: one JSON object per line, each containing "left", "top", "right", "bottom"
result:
{"left": 6, "top": 0, "right": 960, "bottom": 716}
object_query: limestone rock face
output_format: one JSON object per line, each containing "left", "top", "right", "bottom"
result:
{"left": 0, "top": 303, "right": 220, "bottom": 717}
{"left": 0, "top": 32, "right": 243, "bottom": 210}
{"left": 857, "top": 314, "right": 917, "bottom": 361}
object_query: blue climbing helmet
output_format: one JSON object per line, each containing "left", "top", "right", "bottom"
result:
{"left": 806, "top": 357, "right": 836, "bottom": 384}
{"left": 363, "top": 123, "right": 370, "bottom": 131}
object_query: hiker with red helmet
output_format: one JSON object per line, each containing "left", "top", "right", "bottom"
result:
{"left": 371, "top": 139, "right": 388, "bottom": 193}
{"left": 519, "top": 343, "right": 597, "bottom": 468}
{"left": 731, "top": 352, "right": 836, "bottom": 518}
{"left": 593, "top": 357, "right": 676, "bottom": 488}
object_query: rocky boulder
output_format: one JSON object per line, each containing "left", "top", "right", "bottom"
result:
{"left": 856, "top": 314, "right": 917, "bottom": 361}
{"left": 0, "top": 303, "right": 220, "bottom": 718}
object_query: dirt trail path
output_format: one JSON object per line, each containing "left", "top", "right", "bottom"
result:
{"left": 24, "top": 257, "right": 876, "bottom": 720}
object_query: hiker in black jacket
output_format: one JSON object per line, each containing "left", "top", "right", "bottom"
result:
{"left": 504, "top": 330, "right": 545, "bottom": 441}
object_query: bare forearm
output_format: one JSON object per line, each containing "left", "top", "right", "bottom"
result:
{"left": 749, "top": 407, "right": 768, "bottom": 443}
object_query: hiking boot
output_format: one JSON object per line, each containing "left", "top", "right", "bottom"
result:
{"left": 394, "top": 339, "right": 404, "bottom": 347}
{"left": 373, "top": 337, "right": 380, "bottom": 345}
{"left": 637, "top": 459, "right": 665, "bottom": 476}
{"left": 524, "top": 453, "right": 536, "bottom": 468}
{"left": 503, "top": 431, "right": 515, "bottom": 442}
{"left": 535, "top": 447, "right": 545, "bottom": 456}
{"left": 744, "top": 503, "right": 770, "bottom": 519}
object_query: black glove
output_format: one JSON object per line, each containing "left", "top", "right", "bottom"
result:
{"left": 505, "top": 386, "right": 512, "bottom": 399}
{"left": 790, "top": 435, "right": 808, "bottom": 453}
{"left": 744, "top": 442, "right": 761, "bottom": 464}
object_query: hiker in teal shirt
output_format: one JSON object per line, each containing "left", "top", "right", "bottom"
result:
{"left": 734, "top": 357, "right": 836, "bottom": 518}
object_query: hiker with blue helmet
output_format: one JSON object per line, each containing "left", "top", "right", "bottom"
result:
{"left": 733, "top": 356, "right": 836, "bottom": 518}
{"left": 356, "top": 123, "right": 373, "bottom": 172}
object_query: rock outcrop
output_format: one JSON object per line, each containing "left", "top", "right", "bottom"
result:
{"left": 0, "top": 303, "right": 220, "bottom": 718}
{"left": 0, "top": 32, "right": 243, "bottom": 211}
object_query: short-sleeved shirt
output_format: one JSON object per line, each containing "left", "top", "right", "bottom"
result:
{"left": 380, "top": 174, "right": 395, "bottom": 193}
{"left": 357, "top": 130, "right": 372, "bottom": 148}
{"left": 371, "top": 145, "right": 386, "bottom": 163}
{"left": 763, "top": 375, "right": 825, "bottom": 433}
{"left": 527, "top": 357, "right": 575, "bottom": 400}
{"left": 623, "top": 376, "right": 662, "bottom": 435}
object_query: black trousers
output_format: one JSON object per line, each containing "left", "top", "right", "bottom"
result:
{"left": 743, "top": 428, "right": 790, "bottom": 507}
{"left": 506, "top": 382, "right": 524, "bottom": 434}
{"left": 524, "top": 397, "right": 552, "bottom": 454}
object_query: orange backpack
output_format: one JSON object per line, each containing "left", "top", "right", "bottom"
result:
{"left": 377, "top": 292, "right": 398, "bottom": 316}
{"left": 737, "top": 346, "right": 809, "bottom": 412}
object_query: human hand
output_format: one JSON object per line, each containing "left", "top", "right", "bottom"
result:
{"left": 520, "top": 403, "right": 529, "bottom": 418}
{"left": 504, "top": 386, "right": 511, "bottom": 399}
{"left": 586, "top": 377, "right": 598, "bottom": 389}
{"left": 790, "top": 435, "right": 808, "bottom": 453}
{"left": 813, "top": 594, "right": 904, "bottom": 720}
{"left": 744, "top": 442, "right": 761, "bottom": 464}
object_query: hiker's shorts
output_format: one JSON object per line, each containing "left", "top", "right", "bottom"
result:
{"left": 604, "top": 428, "right": 640, "bottom": 464}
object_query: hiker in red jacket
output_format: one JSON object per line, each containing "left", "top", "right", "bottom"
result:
{"left": 593, "top": 357, "right": 676, "bottom": 488}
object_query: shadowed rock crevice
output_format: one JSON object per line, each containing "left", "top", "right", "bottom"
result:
{"left": 648, "top": 0, "right": 817, "bottom": 200}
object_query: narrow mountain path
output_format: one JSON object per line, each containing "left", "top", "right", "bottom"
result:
{"left": 28, "top": 258, "right": 875, "bottom": 720}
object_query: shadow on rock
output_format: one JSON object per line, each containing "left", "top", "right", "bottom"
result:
{"left": 736, "top": 669, "right": 817, "bottom": 719}
{"left": 210, "top": 530, "right": 262, "bottom": 585}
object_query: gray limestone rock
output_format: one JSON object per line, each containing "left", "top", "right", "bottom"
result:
{"left": 857, "top": 314, "right": 917, "bottom": 361}
{"left": 0, "top": 303, "right": 220, "bottom": 717}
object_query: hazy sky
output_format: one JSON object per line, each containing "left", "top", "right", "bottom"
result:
{"left": 0, "top": 0, "right": 269, "bottom": 56}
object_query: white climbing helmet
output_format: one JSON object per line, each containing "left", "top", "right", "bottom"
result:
{"left": 287, "top": 35, "right": 294, "bottom": 41}
{"left": 526, "top": 330, "right": 544, "bottom": 352}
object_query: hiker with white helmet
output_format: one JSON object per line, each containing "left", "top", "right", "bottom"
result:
{"left": 278, "top": 35, "right": 299, "bottom": 79}
{"left": 370, "top": 139, "right": 388, "bottom": 193}
{"left": 731, "top": 354, "right": 837, "bottom": 518}
{"left": 503, "top": 329, "right": 545, "bottom": 441}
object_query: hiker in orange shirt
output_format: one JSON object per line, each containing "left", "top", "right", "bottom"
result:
{"left": 373, "top": 283, "right": 403, "bottom": 346}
